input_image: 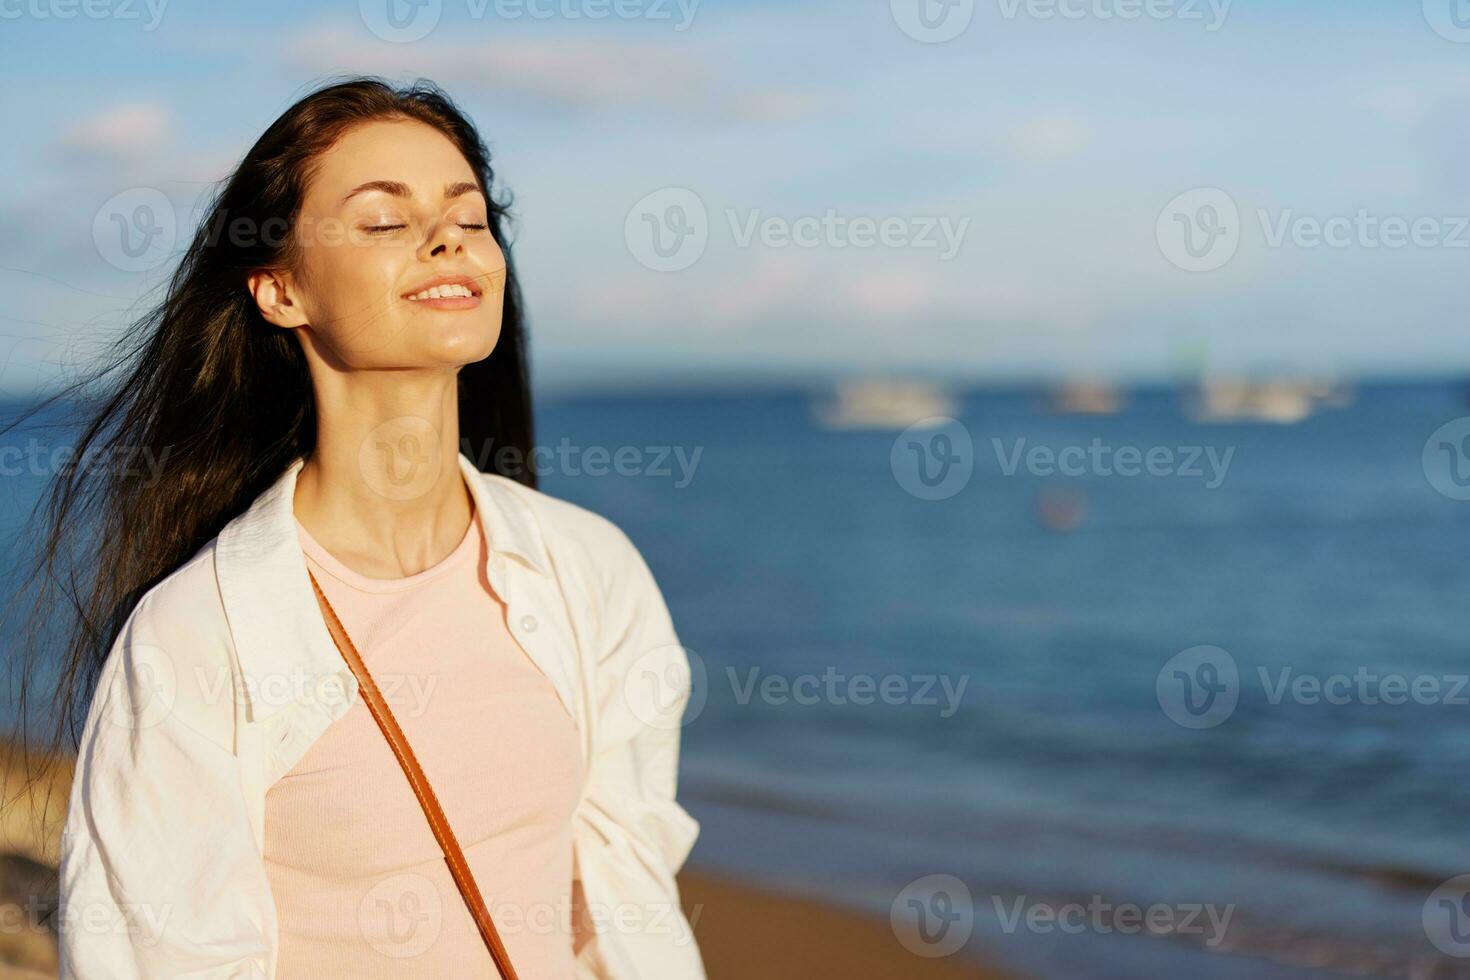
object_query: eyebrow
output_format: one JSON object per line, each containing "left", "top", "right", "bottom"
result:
{"left": 339, "top": 180, "right": 484, "bottom": 206}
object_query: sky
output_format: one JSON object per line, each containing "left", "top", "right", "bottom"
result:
{"left": 0, "top": 0, "right": 1467, "bottom": 395}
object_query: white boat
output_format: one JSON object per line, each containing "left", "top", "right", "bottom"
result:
{"left": 1182, "top": 378, "right": 1352, "bottom": 424}
{"left": 1046, "top": 380, "right": 1124, "bottom": 415}
{"left": 812, "top": 379, "right": 958, "bottom": 430}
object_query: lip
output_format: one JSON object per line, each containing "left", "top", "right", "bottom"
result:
{"left": 401, "top": 273, "right": 484, "bottom": 310}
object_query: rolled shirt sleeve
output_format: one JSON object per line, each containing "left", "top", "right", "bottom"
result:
{"left": 571, "top": 524, "right": 706, "bottom": 980}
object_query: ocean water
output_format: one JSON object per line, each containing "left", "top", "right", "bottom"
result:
{"left": 3, "top": 382, "right": 1468, "bottom": 978}
{"left": 539, "top": 382, "right": 1470, "bottom": 980}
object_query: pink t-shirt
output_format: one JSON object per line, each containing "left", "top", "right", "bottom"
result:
{"left": 263, "top": 508, "right": 585, "bottom": 979}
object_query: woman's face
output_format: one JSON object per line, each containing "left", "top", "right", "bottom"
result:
{"left": 272, "top": 118, "right": 506, "bottom": 369}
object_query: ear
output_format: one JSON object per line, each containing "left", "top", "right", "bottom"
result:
{"left": 247, "top": 268, "right": 310, "bottom": 329}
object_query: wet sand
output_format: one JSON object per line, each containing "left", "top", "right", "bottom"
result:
{"left": 680, "top": 870, "right": 1012, "bottom": 979}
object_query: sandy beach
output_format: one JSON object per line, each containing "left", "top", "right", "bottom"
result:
{"left": 681, "top": 870, "right": 1010, "bottom": 979}
{"left": 0, "top": 741, "right": 1011, "bottom": 980}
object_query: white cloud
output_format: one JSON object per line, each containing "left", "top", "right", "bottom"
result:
{"left": 57, "top": 103, "right": 172, "bottom": 162}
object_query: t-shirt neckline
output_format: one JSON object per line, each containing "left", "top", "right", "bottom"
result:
{"left": 295, "top": 507, "right": 481, "bottom": 594}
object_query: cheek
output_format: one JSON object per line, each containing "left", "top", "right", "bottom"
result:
{"left": 482, "top": 266, "right": 508, "bottom": 310}
{"left": 303, "top": 242, "right": 409, "bottom": 350}
{"left": 479, "top": 240, "right": 509, "bottom": 304}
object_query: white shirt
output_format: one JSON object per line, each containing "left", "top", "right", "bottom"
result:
{"left": 57, "top": 452, "right": 706, "bottom": 979}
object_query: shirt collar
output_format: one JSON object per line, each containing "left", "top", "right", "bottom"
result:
{"left": 457, "top": 452, "right": 550, "bottom": 577}
{"left": 214, "top": 450, "right": 548, "bottom": 722}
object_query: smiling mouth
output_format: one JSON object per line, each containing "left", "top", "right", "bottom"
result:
{"left": 404, "top": 283, "right": 481, "bottom": 301}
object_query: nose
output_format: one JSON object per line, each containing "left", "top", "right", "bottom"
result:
{"left": 418, "top": 217, "right": 465, "bottom": 260}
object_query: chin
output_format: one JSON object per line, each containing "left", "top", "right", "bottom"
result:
{"left": 424, "top": 323, "right": 501, "bottom": 366}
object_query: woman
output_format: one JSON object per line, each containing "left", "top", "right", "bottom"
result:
{"left": 30, "top": 77, "right": 703, "bottom": 978}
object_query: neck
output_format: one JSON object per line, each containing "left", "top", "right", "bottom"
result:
{"left": 293, "top": 370, "right": 474, "bottom": 579}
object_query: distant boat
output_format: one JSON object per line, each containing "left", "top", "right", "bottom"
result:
{"left": 1046, "top": 380, "right": 1124, "bottom": 415}
{"left": 812, "top": 379, "right": 958, "bottom": 430}
{"left": 1182, "top": 378, "right": 1352, "bottom": 424}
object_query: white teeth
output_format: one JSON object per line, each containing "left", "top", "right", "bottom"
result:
{"left": 407, "top": 283, "right": 475, "bottom": 300}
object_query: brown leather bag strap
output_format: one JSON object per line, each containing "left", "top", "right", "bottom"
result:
{"left": 307, "top": 569, "right": 521, "bottom": 980}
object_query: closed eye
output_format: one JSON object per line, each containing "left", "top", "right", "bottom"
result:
{"left": 362, "top": 222, "right": 485, "bottom": 234}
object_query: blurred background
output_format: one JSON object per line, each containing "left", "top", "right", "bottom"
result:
{"left": 3, "top": 1, "right": 1470, "bottom": 977}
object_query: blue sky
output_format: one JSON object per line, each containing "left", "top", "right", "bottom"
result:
{"left": 0, "top": 0, "right": 1467, "bottom": 394}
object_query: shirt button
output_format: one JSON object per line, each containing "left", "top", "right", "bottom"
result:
{"left": 519, "top": 614, "right": 538, "bottom": 633}
{"left": 493, "top": 554, "right": 506, "bottom": 570}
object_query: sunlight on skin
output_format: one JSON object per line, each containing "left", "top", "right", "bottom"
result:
{"left": 246, "top": 119, "right": 508, "bottom": 578}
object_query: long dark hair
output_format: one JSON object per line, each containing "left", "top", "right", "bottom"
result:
{"left": 6, "top": 77, "right": 534, "bottom": 792}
